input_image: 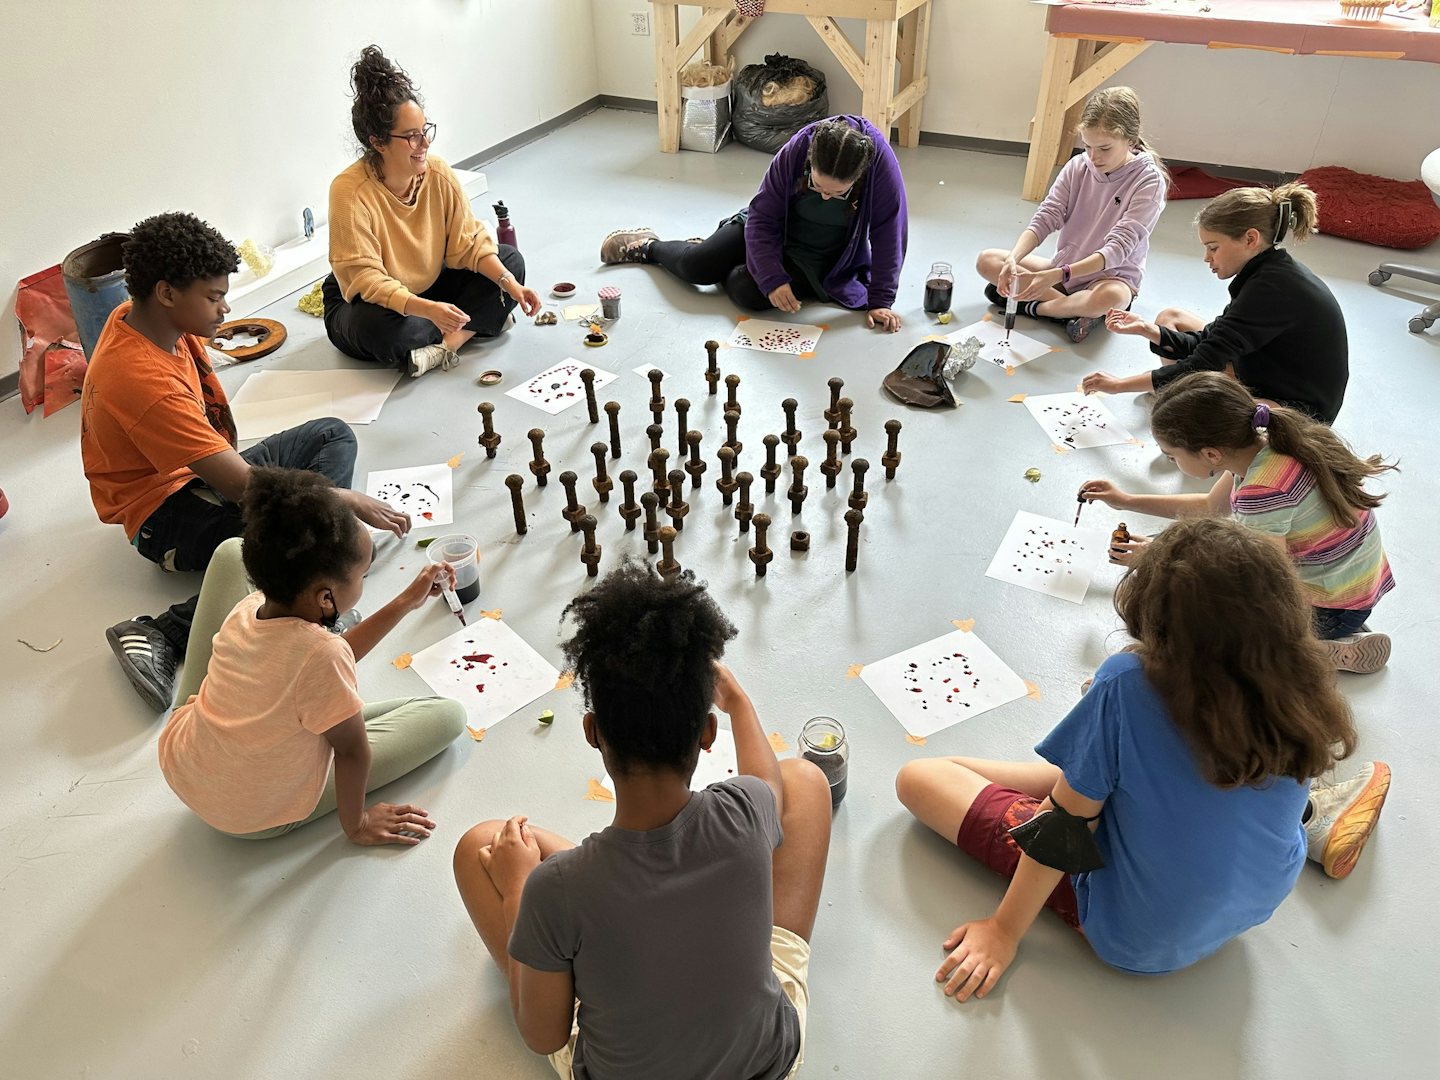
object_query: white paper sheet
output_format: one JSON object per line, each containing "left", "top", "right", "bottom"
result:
{"left": 943, "top": 319, "right": 1051, "bottom": 368}
{"left": 861, "top": 629, "right": 1029, "bottom": 738}
{"left": 230, "top": 368, "right": 400, "bottom": 425}
{"left": 562, "top": 303, "right": 601, "bottom": 322}
{"left": 505, "top": 359, "right": 619, "bottom": 415}
{"left": 984, "top": 509, "right": 1110, "bottom": 604}
{"left": 633, "top": 363, "right": 670, "bottom": 378}
{"left": 408, "top": 620, "right": 561, "bottom": 730}
{"left": 365, "top": 463, "right": 455, "bottom": 527}
{"left": 232, "top": 391, "right": 335, "bottom": 442}
{"left": 1022, "top": 391, "right": 1135, "bottom": 450}
{"left": 604, "top": 727, "right": 742, "bottom": 793}
{"left": 728, "top": 318, "right": 824, "bottom": 356}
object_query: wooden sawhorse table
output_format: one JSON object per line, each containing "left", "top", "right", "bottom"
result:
{"left": 649, "top": 0, "right": 935, "bottom": 152}
{"left": 1023, "top": 0, "right": 1440, "bottom": 199}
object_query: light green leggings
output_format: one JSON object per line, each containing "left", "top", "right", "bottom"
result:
{"left": 179, "top": 538, "right": 467, "bottom": 840}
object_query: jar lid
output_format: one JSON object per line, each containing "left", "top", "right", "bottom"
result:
{"left": 597, "top": 286, "right": 621, "bottom": 300}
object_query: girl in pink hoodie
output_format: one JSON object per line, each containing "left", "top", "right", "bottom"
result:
{"left": 976, "top": 87, "right": 1168, "bottom": 343}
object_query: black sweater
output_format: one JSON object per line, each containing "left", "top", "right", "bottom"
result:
{"left": 1149, "top": 247, "right": 1348, "bottom": 423}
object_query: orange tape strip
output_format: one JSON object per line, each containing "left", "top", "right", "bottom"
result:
{"left": 1207, "top": 41, "right": 1296, "bottom": 54}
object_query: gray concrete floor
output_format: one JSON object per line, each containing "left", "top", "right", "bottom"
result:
{"left": 2, "top": 109, "right": 1435, "bottom": 1079}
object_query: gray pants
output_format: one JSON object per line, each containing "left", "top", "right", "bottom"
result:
{"left": 178, "top": 538, "right": 466, "bottom": 840}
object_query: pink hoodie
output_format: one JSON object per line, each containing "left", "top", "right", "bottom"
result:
{"left": 1026, "top": 152, "right": 1167, "bottom": 292}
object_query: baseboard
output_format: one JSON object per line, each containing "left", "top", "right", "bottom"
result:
{"left": 454, "top": 97, "right": 616, "bottom": 170}
{"left": 0, "top": 370, "right": 18, "bottom": 403}
{"left": 595, "top": 95, "right": 659, "bottom": 114}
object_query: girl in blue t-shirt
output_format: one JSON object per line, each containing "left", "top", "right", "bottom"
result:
{"left": 895, "top": 518, "right": 1391, "bottom": 999}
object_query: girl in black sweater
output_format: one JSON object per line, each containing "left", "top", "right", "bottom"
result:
{"left": 1083, "top": 183, "right": 1348, "bottom": 423}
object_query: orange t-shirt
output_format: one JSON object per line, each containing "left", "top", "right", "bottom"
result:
{"left": 157, "top": 592, "right": 366, "bottom": 834}
{"left": 80, "top": 301, "right": 236, "bottom": 539}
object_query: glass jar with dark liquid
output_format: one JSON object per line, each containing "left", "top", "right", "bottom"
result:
{"left": 923, "top": 261, "right": 954, "bottom": 314}
{"left": 799, "top": 716, "right": 849, "bottom": 809}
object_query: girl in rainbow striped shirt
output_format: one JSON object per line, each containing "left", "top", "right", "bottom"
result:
{"left": 1080, "top": 371, "right": 1395, "bottom": 673}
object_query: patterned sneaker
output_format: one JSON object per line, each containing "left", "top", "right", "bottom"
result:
{"left": 1320, "top": 631, "right": 1391, "bottom": 674}
{"left": 599, "top": 228, "right": 658, "bottom": 265}
{"left": 105, "top": 619, "right": 177, "bottom": 712}
{"left": 408, "top": 344, "right": 459, "bottom": 378}
{"left": 1305, "top": 761, "right": 1391, "bottom": 879}
{"left": 1066, "top": 316, "right": 1099, "bottom": 343}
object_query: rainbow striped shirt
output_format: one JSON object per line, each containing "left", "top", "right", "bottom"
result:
{"left": 1231, "top": 446, "right": 1393, "bottom": 611}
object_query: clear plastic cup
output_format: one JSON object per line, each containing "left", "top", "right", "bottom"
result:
{"left": 426, "top": 533, "right": 480, "bottom": 604}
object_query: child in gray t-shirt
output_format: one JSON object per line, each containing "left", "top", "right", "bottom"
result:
{"left": 453, "top": 560, "right": 833, "bottom": 1078}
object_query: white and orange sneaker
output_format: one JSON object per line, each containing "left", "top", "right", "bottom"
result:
{"left": 1305, "top": 761, "right": 1391, "bottom": 879}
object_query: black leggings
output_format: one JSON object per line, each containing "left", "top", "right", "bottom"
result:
{"left": 322, "top": 244, "right": 526, "bottom": 367}
{"left": 649, "top": 218, "right": 815, "bottom": 312}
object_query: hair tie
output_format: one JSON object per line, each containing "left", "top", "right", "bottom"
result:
{"left": 1272, "top": 201, "right": 1291, "bottom": 246}
{"left": 1252, "top": 403, "right": 1271, "bottom": 430}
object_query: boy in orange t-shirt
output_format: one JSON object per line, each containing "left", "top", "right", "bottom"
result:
{"left": 81, "top": 212, "right": 409, "bottom": 712}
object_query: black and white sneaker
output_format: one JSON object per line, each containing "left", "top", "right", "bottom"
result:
{"left": 105, "top": 619, "right": 178, "bottom": 712}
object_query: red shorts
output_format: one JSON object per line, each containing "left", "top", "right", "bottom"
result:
{"left": 956, "top": 783, "right": 1083, "bottom": 930}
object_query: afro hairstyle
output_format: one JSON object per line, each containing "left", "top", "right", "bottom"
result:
{"left": 123, "top": 211, "right": 239, "bottom": 303}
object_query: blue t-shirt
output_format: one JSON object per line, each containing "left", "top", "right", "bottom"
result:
{"left": 1036, "top": 652, "right": 1308, "bottom": 974}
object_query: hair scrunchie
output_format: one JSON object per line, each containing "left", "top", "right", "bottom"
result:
{"left": 1252, "top": 403, "right": 1271, "bottom": 430}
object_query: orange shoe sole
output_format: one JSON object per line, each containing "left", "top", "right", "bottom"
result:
{"left": 1322, "top": 761, "right": 1392, "bottom": 879}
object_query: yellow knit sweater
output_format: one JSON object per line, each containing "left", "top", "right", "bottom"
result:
{"left": 328, "top": 156, "right": 498, "bottom": 313}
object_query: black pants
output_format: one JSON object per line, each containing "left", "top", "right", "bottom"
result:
{"left": 135, "top": 417, "right": 358, "bottom": 653}
{"left": 650, "top": 218, "right": 816, "bottom": 312}
{"left": 322, "top": 244, "right": 526, "bottom": 367}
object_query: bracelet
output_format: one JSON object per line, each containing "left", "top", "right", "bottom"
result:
{"left": 497, "top": 271, "right": 515, "bottom": 292}
{"left": 1060, "top": 263, "right": 1072, "bottom": 286}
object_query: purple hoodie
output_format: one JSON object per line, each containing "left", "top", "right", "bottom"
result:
{"left": 745, "top": 116, "right": 909, "bottom": 310}
{"left": 1027, "top": 152, "right": 1167, "bottom": 292}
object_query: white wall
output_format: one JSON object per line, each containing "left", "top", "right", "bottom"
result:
{"left": 591, "top": 0, "right": 1438, "bottom": 176}
{"left": 0, "top": 0, "right": 598, "bottom": 378}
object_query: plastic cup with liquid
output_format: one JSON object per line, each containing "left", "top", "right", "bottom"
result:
{"left": 426, "top": 533, "right": 481, "bottom": 604}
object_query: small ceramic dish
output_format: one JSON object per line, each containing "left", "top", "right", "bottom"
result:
{"left": 550, "top": 282, "right": 577, "bottom": 300}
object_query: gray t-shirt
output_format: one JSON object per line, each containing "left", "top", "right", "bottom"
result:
{"left": 509, "top": 775, "right": 800, "bottom": 1079}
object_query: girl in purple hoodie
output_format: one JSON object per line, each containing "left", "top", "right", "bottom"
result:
{"left": 600, "top": 116, "right": 909, "bottom": 332}
{"left": 977, "top": 88, "right": 1168, "bottom": 343}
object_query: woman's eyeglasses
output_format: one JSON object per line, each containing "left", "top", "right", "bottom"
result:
{"left": 386, "top": 122, "right": 437, "bottom": 150}
{"left": 806, "top": 168, "right": 854, "bottom": 200}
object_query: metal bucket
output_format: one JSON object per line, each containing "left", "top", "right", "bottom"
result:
{"left": 61, "top": 233, "right": 131, "bottom": 360}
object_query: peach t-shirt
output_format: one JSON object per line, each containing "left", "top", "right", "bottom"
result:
{"left": 158, "top": 592, "right": 365, "bottom": 834}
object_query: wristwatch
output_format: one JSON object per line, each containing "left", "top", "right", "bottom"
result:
{"left": 1060, "top": 263, "right": 1072, "bottom": 286}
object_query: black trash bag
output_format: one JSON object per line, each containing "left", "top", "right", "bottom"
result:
{"left": 883, "top": 341, "right": 965, "bottom": 409}
{"left": 733, "top": 54, "right": 829, "bottom": 154}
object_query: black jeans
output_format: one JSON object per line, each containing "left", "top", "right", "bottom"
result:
{"left": 649, "top": 217, "right": 816, "bottom": 312}
{"left": 134, "top": 417, "right": 358, "bottom": 652}
{"left": 322, "top": 245, "right": 526, "bottom": 367}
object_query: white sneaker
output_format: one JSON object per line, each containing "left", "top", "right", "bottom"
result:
{"left": 1319, "top": 631, "right": 1391, "bottom": 674}
{"left": 408, "top": 344, "right": 459, "bottom": 378}
{"left": 1305, "top": 761, "right": 1391, "bottom": 879}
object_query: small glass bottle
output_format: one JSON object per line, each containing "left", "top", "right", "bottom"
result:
{"left": 923, "top": 261, "right": 954, "bottom": 314}
{"left": 799, "top": 716, "right": 849, "bottom": 809}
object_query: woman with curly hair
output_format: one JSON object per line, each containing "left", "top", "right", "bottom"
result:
{"left": 453, "top": 560, "right": 831, "bottom": 1076}
{"left": 323, "top": 46, "right": 542, "bottom": 377}
{"left": 158, "top": 467, "right": 465, "bottom": 844}
{"left": 896, "top": 518, "right": 1389, "bottom": 1002}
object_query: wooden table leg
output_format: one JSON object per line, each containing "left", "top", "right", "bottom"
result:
{"left": 895, "top": 2, "right": 933, "bottom": 148}
{"left": 861, "top": 18, "right": 900, "bottom": 141}
{"left": 1022, "top": 34, "right": 1080, "bottom": 200}
{"left": 654, "top": 2, "right": 682, "bottom": 154}
{"left": 1055, "top": 39, "right": 1097, "bottom": 167}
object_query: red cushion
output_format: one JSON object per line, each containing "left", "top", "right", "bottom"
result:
{"left": 1298, "top": 166, "right": 1440, "bottom": 251}
{"left": 1166, "top": 166, "right": 1251, "bottom": 201}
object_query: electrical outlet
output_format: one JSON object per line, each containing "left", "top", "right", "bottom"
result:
{"left": 630, "top": 10, "right": 650, "bottom": 35}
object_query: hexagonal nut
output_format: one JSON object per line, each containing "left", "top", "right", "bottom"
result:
{"left": 790, "top": 530, "right": 811, "bottom": 552}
